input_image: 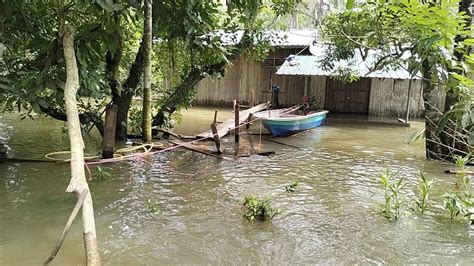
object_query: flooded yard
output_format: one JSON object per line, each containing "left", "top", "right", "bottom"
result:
{"left": 0, "top": 107, "right": 473, "bottom": 264}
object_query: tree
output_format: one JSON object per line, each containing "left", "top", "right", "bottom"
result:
{"left": 61, "top": 23, "right": 101, "bottom": 265}
{"left": 142, "top": 0, "right": 152, "bottom": 142}
{"left": 0, "top": 0, "right": 299, "bottom": 141}
{"left": 320, "top": 0, "right": 474, "bottom": 160}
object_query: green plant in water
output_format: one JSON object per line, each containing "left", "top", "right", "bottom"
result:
{"left": 443, "top": 192, "right": 463, "bottom": 222}
{"left": 95, "top": 166, "right": 111, "bottom": 181}
{"left": 414, "top": 171, "right": 433, "bottom": 214}
{"left": 285, "top": 180, "right": 299, "bottom": 192}
{"left": 453, "top": 154, "right": 471, "bottom": 192}
{"left": 379, "top": 169, "right": 406, "bottom": 221}
{"left": 243, "top": 196, "right": 281, "bottom": 222}
{"left": 243, "top": 181, "right": 298, "bottom": 222}
{"left": 146, "top": 199, "right": 159, "bottom": 214}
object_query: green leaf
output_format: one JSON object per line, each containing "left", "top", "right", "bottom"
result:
{"left": 346, "top": 0, "right": 355, "bottom": 9}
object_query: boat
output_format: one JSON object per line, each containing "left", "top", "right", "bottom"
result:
{"left": 252, "top": 107, "right": 329, "bottom": 136}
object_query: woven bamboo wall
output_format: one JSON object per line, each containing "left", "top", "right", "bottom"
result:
{"left": 194, "top": 54, "right": 446, "bottom": 118}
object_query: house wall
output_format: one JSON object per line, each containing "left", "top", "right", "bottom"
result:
{"left": 368, "top": 78, "right": 445, "bottom": 118}
{"left": 194, "top": 52, "right": 446, "bottom": 118}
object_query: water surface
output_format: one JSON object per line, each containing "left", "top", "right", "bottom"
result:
{"left": 0, "top": 108, "right": 473, "bottom": 265}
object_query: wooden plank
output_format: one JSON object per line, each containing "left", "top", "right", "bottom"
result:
{"left": 169, "top": 140, "right": 227, "bottom": 159}
{"left": 197, "top": 102, "right": 270, "bottom": 139}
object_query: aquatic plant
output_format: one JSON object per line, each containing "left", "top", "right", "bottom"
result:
{"left": 453, "top": 154, "right": 471, "bottom": 193}
{"left": 146, "top": 199, "right": 159, "bottom": 214}
{"left": 95, "top": 166, "right": 111, "bottom": 181}
{"left": 414, "top": 171, "right": 433, "bottom": 214}
{"left": 243, "top": 181, "right": 298, "bottom": 222}
{"left": 379, "top": 169, "right": 406, "bottom": 221}
{"left": 243, "top": 196, "right": 281, "bottom": 222}
{"left": 443, "top": 192, "right": 464, "bottom": 222}
{"left": 285, "top": 180, "right": 299, "bottom": 192}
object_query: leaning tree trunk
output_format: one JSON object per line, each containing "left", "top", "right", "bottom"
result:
{"left": 142, "top": 0, "right": 153, "bottom": 142}
{"left": 152, "top": 63, "right": 225, "bottom": 128}
{"left": 62, "top": 24, "right": 101, "bottom": 265}
{"left": 113, "top": 41, "right": 145, "bottom": 141}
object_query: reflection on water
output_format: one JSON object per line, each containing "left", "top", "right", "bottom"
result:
{"left": 0, "top": 109, "right": 473, "bottom": 265}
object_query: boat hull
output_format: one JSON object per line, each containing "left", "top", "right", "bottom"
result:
{"left": 255, "top": 110, "right": 328, "bottom": 136}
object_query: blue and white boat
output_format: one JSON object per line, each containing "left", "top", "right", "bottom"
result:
{"left": 253, "top": 108, "right": 329, "bottom": 136}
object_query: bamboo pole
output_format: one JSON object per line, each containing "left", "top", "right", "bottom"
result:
{"left": 234, "top": 103, "right": 240, "bottom": 143}
{"left": 211, "top": 110, "right": 222, "bottom": 154}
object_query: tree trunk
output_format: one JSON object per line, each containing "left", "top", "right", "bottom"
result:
{"left": 114, "top": 42, "right": 145, "bottom": 140}
{"left": 422, "top": 62, "right": 444, "bottom": 160}
{"left": 142, "top": 0, "right": 153, "bottom": 142}
{"left": 152, "top": 62, "right": 225, "bottom": 129}
{"left": 62, "top": 24, "right": 101, "bottom": 265}
{"left": 440, "top": 0, "right": 472, "bottom": 157}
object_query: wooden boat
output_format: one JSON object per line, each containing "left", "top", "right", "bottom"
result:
{"left": 253, "top": 107, "right": 329, "bottom": 136}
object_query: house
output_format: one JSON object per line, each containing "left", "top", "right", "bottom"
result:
{"left": 194, "top": 30, "right": 446, "bottom": 119}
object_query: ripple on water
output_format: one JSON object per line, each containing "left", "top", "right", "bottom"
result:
{"left": 1, "top": 114, "right": 473, "bottom": 264}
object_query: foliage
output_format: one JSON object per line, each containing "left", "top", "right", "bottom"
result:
{"left": 453, "top": 154, "right": 472, "bottom": 192}
{"left": 146, "top": 199, "right": 159, "bottom": 214}
{"left": 243, "top": 181, "right": 299, "bottom": 222}
{"left": 414, "top": 171, "right": 433, "bottom": 214}
{"left": 285, "top": 180, "right": 299, "bottom": 192}
{"left": 443, "top": 192, "right": 472, "bottom": 222}
{"left": 442, "top": 153, "right": 473, "bottom": 223}
{"left": 95, "top": 165, "right": 111, "bottom": 182}
{"left": 379, "top": 169, "right": 406, "bottom": 221}
{"left": 321, "top": 0, "right": 474, "bottom": 156}
{"left": 243, "top": 195, "right": 281, "bottom": 222}
{"left": 1, "top": 0, "right": 300, "bottom": 138}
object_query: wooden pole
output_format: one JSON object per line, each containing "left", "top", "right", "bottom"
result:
{"left": 211, "top": 110, "right": 222, "bottom": 154}
{"left": 141, "top": 0, "right": 153, "bottom": 143}
{"left": 405, "top": 79, "right": 412, "bottom": 123}
{"left": 246, "top": 114, "right": 252, "bottom": 129}
{"left": 0, "top": 142, "right": 6, "bottom": 163}
{"left": 102, "top": 105, "right": 117, "bottom": 159}
{"left": 234, "top": 103, "right": 240, "bottom": 143}
{"left": 304, "top": 76, "right": 309, "bottom": 96}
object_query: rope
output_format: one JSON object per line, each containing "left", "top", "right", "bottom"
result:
{"left": 84, "top": 104, "right": 303, "bottom": 166}
{"left": 39, "top": 104, "right": 302, "bottom": 167}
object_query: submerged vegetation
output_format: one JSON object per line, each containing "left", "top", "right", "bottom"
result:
{"left": 243, "top": 181, "right": 298, "bottom": 222}
{"left": 414, "top": 171, "right": 434, "bottom": 214}
{"left": 378, "top": 154, "right": 472, "bottom": 223}
{"left": 379, "top": 169, "right": 406, "bottom": 221}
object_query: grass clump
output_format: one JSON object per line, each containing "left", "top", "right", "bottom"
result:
{"left": 243, "top": 181, "right": 298, "bottom": 222}
{"left": 379, "top": 169, "right": 406, "bottom": 221}
{"left": 414, "top": 171, "right": 433, "bottom": 214}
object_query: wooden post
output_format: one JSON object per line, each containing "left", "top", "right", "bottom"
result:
{"left": 304, "top": 76, "right": 309, "bottom": 96}
{"left": 405, "top": 79, "right": 412, "bottom": 124}
{"left": 102, "top": 104, "right": 118, "bottom": 159}
{"left": 246, "top": 114, "right": 252, "bottom": 129}
{"left": 234, "top": 103, "right": 240, "bottom": 143}
{"left": 211, "top": 110, "right": 222, "bottom": 154}
{"left": 0, "top": 142, "right": 6, "bottom": 163}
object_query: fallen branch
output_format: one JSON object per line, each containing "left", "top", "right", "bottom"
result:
{"left": 44, "top": 189, "right": 88, "bottom": 265}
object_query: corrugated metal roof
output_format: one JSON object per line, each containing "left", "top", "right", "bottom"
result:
{"left": 277, "top": 45, "right": 420, "bottom": 80}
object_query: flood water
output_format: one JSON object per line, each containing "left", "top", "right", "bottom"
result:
{"left": 1, "top": 107, "right": 473, "bottom": 265}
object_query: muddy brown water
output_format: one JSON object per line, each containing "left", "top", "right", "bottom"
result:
{"left": 0, "top": 107, "right": 473, "bottom": 265}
